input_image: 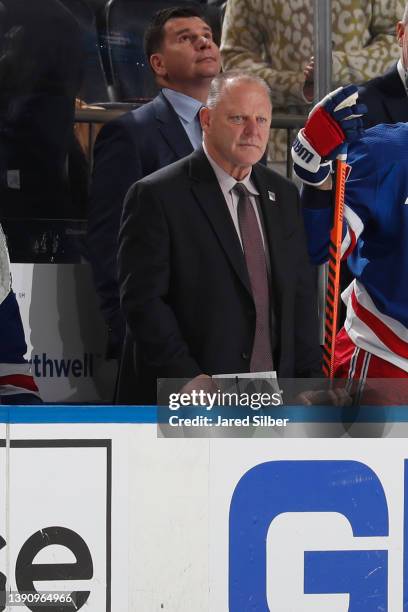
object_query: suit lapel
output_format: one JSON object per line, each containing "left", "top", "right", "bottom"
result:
{"left": 380, "top": 67, "right": 408, "bottom": 123}
{"left": 251, "top": 164, "right": 290, "bottom": 283}
{"left": 384, "top": 95, "right": 408, "bottom": 124}
{"left": 153, "top": 92, "right": 194, "bottom": 159}
{"left": 251, "top": 164, "right": 300, "bottom": 328}
{"left": 189, "top": 150, "right": 252, "bottom": 295}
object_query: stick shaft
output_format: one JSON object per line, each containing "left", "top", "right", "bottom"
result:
{"left": 323, "top": 154, "right": 347, "bottom": 379}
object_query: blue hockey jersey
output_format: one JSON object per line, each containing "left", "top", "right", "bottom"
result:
{"left": 302, "top": 122, "right": 408, "bottom": 371}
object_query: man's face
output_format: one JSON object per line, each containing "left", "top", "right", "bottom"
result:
{"left": 397, "top": 21, "right": 408, "bottom": 70}
{"left": 201, "top": 81, "right": 272, "bottom": 179}
{"left": 150, "top": 17, "right": 220, "bottom": 86}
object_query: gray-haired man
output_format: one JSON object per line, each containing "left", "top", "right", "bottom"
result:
{"left": 116, "top": 72, "right": 321, "bottom": 404}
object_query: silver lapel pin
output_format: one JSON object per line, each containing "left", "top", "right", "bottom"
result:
{"left": 268, "top": 190, "right": 276, "bottom": 202}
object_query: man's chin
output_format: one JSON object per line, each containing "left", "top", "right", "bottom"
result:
{"left": 235, "top": 150, "right": 263, "bottom": 165}
{"left": 197, "top": 67, "right": 220, "bottom": 78}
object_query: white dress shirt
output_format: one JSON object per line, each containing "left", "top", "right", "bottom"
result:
{"left": 397, "top": 58, "right": 408, "bottom": 96}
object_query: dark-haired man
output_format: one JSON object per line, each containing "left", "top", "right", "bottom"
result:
{"left": 88, "top": 6, "right": 221, "bottom": 359}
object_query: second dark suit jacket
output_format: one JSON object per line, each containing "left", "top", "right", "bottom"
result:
{"left": 87, "top": 91, "right": 194, "bottom": 355}
{"left": 359, "top": 63, "right": 408, "bottom": 128}
{"left": 117, "top": 148, "right": 321, "bottom": 404}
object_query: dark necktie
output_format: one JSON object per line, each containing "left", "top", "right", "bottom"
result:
{"left": 195, "top": 108, "right": 203, "bottom": 141}
{"left": 233, "top": 183, "right": 274, "bottom": 372}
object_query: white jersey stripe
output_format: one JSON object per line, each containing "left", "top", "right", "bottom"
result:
{"left": 0, "top": 385, "right": 40, "bottom": 397}
{"left": 341, "top": 204, "right": 364, "bottom": 258}
{"left": 343, "top": 280, "right": 408, "bottom": 372}
{"left": 0, "top": 363, "right": 33, "bottom": 376}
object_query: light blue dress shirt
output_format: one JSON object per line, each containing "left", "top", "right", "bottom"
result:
{"left": 162, "top": 88, "right": 203, "bottom": 150}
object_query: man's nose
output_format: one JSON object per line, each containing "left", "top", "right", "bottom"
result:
{"left": 244, "top": 118, "right": 258, "bottom": 134}
{"left": 197, "top": 35, "right": 211, "bottom": 49}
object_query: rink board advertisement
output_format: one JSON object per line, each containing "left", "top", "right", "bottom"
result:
{"left": 0, "top": 414, "right": 407, "bottom": 610}
{"left": 0, "top": 424, "right": 129, "bottom": 612}
{"left": 9, "top": 263, "right": 117, "bottom": 403}
{"left": 209, "top": 437, "right": 407, "bottom": 612}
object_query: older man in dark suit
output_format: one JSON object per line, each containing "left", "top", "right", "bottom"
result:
{"left": 359, "top": 2, "right": 408, "bottom": 127}
{"left": 87, "top": 6, "right": 221, "bottom": 358}
{"left": 117, "top": 72, "right": 321, "bottom": 404}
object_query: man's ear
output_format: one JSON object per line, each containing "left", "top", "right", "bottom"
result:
{"left": 396, "top": 21, "right": 405, "bottom": 47}
{"left": 199, "top": 107, "right": 210, "bottom": 133}
{"left": 149, "top": 53, "right": 167, "bottom": 77}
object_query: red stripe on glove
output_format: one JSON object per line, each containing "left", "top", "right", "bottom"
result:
{"left": 304, "top": 106, "right": 345, "bottom": 157}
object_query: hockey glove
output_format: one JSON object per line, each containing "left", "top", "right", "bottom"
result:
{"left": 291, "top": 84, "right": 367, "bottom": 185}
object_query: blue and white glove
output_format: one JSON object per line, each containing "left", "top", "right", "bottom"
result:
{"left": 291, "top": 85, "right": 367, "bottom": 186}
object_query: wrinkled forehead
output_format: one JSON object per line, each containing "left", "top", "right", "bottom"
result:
{"left": 217, "top": 81, "right": 272, "bottom": 112}
{"left": 163, "top": 16, "right": 212, "bottom": 39}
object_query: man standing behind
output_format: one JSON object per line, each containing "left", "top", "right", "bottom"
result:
{"left": 87, "top": 6, "right": 221, "bottom": 358}
{"left": 359, "top": 2, "right": 408, "bottom": 127}
{"left": 117, "top": 72, "right": 321, "bottom": 404}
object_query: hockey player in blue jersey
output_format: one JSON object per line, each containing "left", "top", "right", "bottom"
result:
{"left": 292, "top": 84, "right": 408, "bottom": 386}
{"left": 0, "top": 225, "right": 41, "bottom": 403}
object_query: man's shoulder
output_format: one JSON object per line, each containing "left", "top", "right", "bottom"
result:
{"left": 97, "top": 94, "right": 166, "bottom": 136}
{"left": 128, "top": 96, "right": 163, "bottom": 123}
{"left": 124, "top": 153, "right": 197, "bottom": 213}
{"left": 135, "top": 152, "right": 192, "bottom": 188}
{"left": 359, "top": 74, "right": 385, "bottom": 98}
{"left": 105, "top": 98, "right": 160, "bottom": 130}
{"left": 359, "top": 64, "right": 401, "bottom": 100}
{"left": 358, "top": 66, "right": 405, "bottom": 128}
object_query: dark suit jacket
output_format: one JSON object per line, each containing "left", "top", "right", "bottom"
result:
{"left": 117, "top": 148, "right": 321, "bottom": 404}
{"left": 87, "top": 91, "right": 194, "bottom": 355}
{"left": 359, "top": 63, "right": 408, "bottom": 128}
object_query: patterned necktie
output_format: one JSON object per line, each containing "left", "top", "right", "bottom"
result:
{"left": 233, "top": 182, "right": 273, "bottom": 372}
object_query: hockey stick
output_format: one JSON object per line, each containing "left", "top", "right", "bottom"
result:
{"left": 322, "top": 152, "right": 348, "bottom": 379}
